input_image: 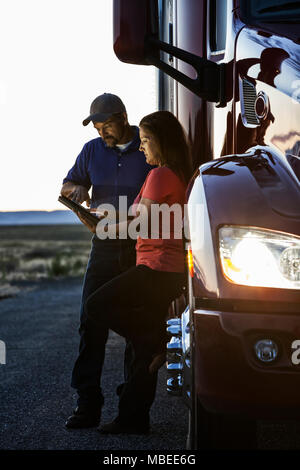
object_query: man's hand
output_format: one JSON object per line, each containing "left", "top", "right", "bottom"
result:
{"left": 60, "top": 182, "right": 91, "bottom": 207}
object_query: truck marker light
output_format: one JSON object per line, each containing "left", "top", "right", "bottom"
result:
{"left": 187, "top": 248, "right": 194, "bottom": 277}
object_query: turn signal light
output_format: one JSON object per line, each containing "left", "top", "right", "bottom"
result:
{"left": 187, "top": 247, "right": 194, "bottom": 277}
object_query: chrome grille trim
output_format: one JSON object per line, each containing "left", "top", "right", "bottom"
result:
{"left": 239, "top": 77, "right": 260, "bottom": 128}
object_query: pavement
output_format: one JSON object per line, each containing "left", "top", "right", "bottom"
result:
{"left": 0, "top": 278, "right": 299, "bottom": 455}
{"left": 0, "top": 278, "right": 188, "bottom": 451}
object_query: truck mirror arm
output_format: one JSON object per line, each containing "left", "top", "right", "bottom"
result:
{"left": 146, "top": 37, "right": 226, "bottom": 107}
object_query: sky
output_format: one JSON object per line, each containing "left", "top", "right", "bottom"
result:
{"left": 0, "top": 0, "right": 157, "bottom": 211}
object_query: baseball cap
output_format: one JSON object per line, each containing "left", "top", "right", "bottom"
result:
{"left": 82, "top": 93, "right": 126, "bottom": 126}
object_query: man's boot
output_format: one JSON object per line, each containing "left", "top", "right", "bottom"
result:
{"left": 65, "top": 404, "right": 102, "bottom": 429}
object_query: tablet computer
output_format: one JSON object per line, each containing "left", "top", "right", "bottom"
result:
{"left": 58, "top": 195, "right": 100, "bottom": 225}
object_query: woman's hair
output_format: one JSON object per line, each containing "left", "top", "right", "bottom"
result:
{"left": 139, "top": 111, "right": 192, "bottom": 185}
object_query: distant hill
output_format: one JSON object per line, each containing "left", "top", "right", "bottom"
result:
{"left": 0, "top": 210, "right": 80, "bottom": 225}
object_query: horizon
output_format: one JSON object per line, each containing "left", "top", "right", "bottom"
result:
{"left": 0, "top": 209, "right": 72, "bottom": 213}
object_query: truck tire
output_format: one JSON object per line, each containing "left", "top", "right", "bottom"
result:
{"left": 187, "top": 399, "right": 257, "bottom": 450}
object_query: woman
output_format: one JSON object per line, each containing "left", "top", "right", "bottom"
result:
{"left": 78, "top": 111, "right": 191, "bottom": 434}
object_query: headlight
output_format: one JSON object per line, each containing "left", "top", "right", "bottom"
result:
{"left": 219, "top": 226, "right": 300, "bottom": 289}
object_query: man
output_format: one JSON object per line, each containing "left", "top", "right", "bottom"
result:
{"left": 61, "top": 93, "right": 152, "bottom": 428}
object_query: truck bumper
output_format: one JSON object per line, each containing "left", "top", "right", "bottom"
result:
{"left": 193, "top": 309, "right": 300, "bottom": 419}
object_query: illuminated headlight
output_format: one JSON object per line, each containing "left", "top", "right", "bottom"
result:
{"left": 219, "top": 226, "right": 300, "bottom": 289}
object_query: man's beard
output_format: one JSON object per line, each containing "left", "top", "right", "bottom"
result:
{"left": 103, "top": 136, "right": 118, "bottom": 147}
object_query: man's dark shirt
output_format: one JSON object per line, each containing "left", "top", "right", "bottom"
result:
{"left": 63, "top": 126, "right": 152, "bottom": 209}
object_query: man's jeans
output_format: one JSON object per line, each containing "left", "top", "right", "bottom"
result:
{"left": 71, "top": 236, "right": 136, "bottom": 408}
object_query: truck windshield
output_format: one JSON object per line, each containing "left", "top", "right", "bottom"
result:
{"left": 240, "top": 1, "right": 300, "bottom": 22}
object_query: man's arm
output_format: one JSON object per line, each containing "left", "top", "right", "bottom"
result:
{"left": 60, "top": 182, "right": 91, "bottom": 207}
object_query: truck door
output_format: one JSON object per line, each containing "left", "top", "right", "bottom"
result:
{"left": 158, "top": 0, "right": 207, "bottom": 169}
{"left": 207, "top": 0, "right": 234, "bottom": 158}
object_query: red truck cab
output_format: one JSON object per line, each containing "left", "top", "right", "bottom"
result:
{"left": 113, "top": 0, "right": 300, "bottom": 449}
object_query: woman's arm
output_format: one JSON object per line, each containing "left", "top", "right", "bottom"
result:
{"left": 76, "top": 211, "right": 135, "bottom": 236}
{"left": 77, "top": 197, "right": 157, "bottom": 237}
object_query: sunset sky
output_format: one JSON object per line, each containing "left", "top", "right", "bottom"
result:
{"left": 0, "top": 0, "right": 157, "bottom": 211}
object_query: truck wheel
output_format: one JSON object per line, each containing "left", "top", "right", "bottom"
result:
{"left": 187, "top": 399, "right": 257, "bottom": 450}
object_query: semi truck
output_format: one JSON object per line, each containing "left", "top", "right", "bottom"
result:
{"left": 113, "top": 0, "right": 300, "bottom": 449}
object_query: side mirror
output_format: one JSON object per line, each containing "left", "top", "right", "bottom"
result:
{"left": 113, "top": 0, "right": 226, "bottom": 106}
{"left": 113, "top": 0, "right": 158, "bottom": 65}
